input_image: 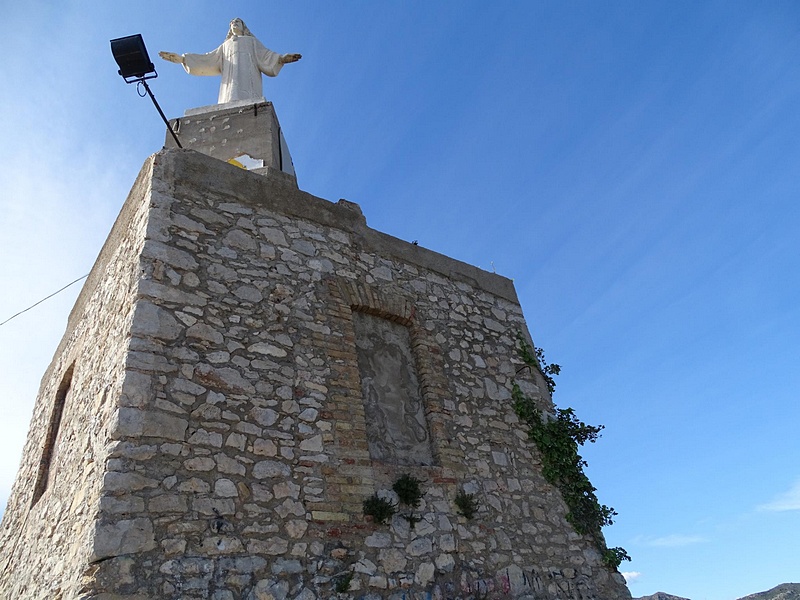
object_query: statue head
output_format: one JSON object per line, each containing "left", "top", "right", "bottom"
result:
{"left": 226, "top": 18, "right": 254, "bottom": 39}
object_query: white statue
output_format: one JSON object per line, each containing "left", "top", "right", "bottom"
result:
{"left": 159, "top": 18, "right": 301, "bottom": 104}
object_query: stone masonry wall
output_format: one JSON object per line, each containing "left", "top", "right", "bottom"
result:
{"left": 0, "top": 160, "right": 159, "bottom": 599}
{"left": 1, "top": 149, "right": 630, "bottom": 600}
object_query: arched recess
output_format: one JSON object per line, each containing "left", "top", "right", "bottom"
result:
{"left": 31, "top": 364, "right": 75, "bottom": 506}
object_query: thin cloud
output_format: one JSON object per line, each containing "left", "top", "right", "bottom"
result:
{"left": 622, "top": 572, "right": 642, "bottom": 583}
{"left": 758, "top": 480, "right": 800, "bottom": 512}
{"left": 635, "top": 534, "right": 707, "bottom": 548}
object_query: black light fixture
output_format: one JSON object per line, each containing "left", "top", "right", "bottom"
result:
{"left": 110, "top": 34, "right": 182, "bottom": 148}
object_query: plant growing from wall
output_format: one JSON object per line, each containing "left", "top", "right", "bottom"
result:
{"left": 516, "top": 334, "right": 561, "bottom": 395}
{"left": 333, "top": 572, "right": 353, "bottom": 594}
{"left": 602, "top": 546, "right": 632, "bottom": 569}
{"left": 391, "top": 473, "right": 426, "bottom": 528}
{"left": 513, "top": 333, "right": 630, "bottom": 570}
{"left": 392, "top": 473, "right": 425, "bottom": 508}
{"left": 454, "top": 488, "right": 479, "bottom": 520}
{"left": 362, "top": 493, "right": 396, "bottom": 524}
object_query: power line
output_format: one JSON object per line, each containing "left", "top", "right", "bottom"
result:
{"left": 0, "top": 274, "right": 89, "bottom": 328}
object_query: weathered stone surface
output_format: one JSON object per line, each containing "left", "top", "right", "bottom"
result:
{"left": 195, "top": 363, "right": 256, "bottom": 394}
{"left": 248, "top": 342, "right": 287, "bottom": 357}
{"left": 224, "top": 229, "right": 257, "bottom": 251}
{"left": 187, "top": 322, "right": 225, "bottom": 344}
{"left": 253, "top": 438, "right": 278, "bottom": 456}
{"left": 435, "top": 553, "right": 456, "bottom": 572}
{"left": 0, "top": 150, "right": 629, "bottom": 600}
{"left": 233, "top": 285, "right": 264, "bottom": 303}
{"left": 253, "top": 460, "right": 291, "bottom": 479}
{"left": 407, "top": 537, "right": 433, "bottom": 556}
{"left": 215, "top": 453, "right": 247, "bottom": 476}
{"left": 139, "top": 279, "right": 208, "bottom": 306}
{"left": 214, "top": 478, "right": 239, "bottom": 497}
{"left": 284, "top": 519, "right": 308, "bottom": 539}
{"left": 299, "top": 435, "right": 323, "bottom": 452}
{"left": 102, "top": 471, "right": 159, "bottom": 493}
{"left": 142, "top": 239, "right": 199, "bottom": 270}
{"left": 184, "top": 457, "right": 216, "bottom": 471}
{"left": 378, "top": 548, "right": 407, "bottom": 573}
{"left": 249, "top": 578, "right": 289, "bottom": 600}
{"left": 365, "top": 532, "right": 392, "bottom": 548}
{"left": 119, "top": 370, "right": 153, "bottom": 408}
{"left": 91, "top": 518, "right": 157, "bottom": 561}
{"left": 113, "top": 407, "right": 188, "bottom": 441}
{"left": 149, "top": 493, "right": 188, "bottom": 513}
{"left": 415, "top": 562, "right": 435, "bottom": 585}
{"left": 251, "top": 407, "right": 279, "bottom": 426}
{"left": 130, "top": 301, "right": 183, "bottom": 340}
{"left": 273, "top": 481, "right": 300, "bottom": 499}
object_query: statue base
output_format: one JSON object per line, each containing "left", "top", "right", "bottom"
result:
{"left": 165, "top": 99, "right": 297, "bottom": 185}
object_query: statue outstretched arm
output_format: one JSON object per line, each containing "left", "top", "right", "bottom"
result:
{"left": 161, "top": 46, "right": 223, "bottom": 77}
{"left": 280, "top": 53, "right": 302, "bottom": 64}
{"left": 159, "top": 51, "right": 184, "bottom": 64}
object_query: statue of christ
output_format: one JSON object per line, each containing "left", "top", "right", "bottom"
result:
{"left": 159, "top": 18, "right": 301, "bottom": 104}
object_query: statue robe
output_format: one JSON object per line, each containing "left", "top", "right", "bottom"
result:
{"left": 182, "top": 35, "right": 284, "bottom": 104}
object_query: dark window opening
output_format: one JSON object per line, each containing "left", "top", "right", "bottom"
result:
{"left": 31, "top": 364, "right": 74, "bottom": 506}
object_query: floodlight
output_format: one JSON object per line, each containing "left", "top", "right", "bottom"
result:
{"left": 110, "top": 33, "right": 182, "bottom": 148}
{"left": 110, "top": 34, "right": 156, "bottom": 82}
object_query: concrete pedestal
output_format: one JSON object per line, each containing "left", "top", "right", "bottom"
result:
{"left": 165, "top": 99, "right": 297, "bottom": 185}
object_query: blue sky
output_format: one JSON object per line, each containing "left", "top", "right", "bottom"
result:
{"left": 1, "top": 2, "right": 798, "bottom": 598}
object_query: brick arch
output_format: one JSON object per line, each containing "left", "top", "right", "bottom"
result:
{"left": 332, "top": 278, "right": 416, "bottom": 326}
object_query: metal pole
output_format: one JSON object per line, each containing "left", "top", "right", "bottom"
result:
{"left": 140, "top": 78, "right": 182, "bottom": 148}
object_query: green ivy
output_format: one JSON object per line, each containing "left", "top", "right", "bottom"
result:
{"left": 602, "top": 546, "right": 632, "bottom": 569}
{"left": 513, "top": 333, "right": 630, "bottom": 570}
{"left": 517, "top": 335, "right": 561, "bottom": 395}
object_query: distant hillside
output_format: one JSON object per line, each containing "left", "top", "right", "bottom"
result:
{"left": 635, "top": 583, "right": 800, "bottom": 600}
{"left": 738, "top": 583, "right": 800, "bottom": 600}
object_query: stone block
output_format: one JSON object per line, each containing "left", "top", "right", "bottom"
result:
{"left": 187, "top": 323, "right": 224, "bottom": 344}
{"left": 102, "top": 472, "right": 159, "bottom": 493}
{"left": 142, "top": 239, "right": 199, "bottom": 270}
{"left": 130, "top": 301, "right": 183, "bottom": 341}
{"left": 378, "top": 548, "right": 407, "bottom": 573}
{"left": 415, "top": 562, "right": 435, "bottom": 585}
{"left": 113, "top": 407, "right": 188, "bottom": 441}
{"left": 148, "top": 493, "right": 188, "bottom": 513}
{"left": 91, "top": 518, "right": 157, "bottom": 561}
{"left": 214, "top": 478, "right": 239, "bottom": 498}
{"left": 407, "top": 537, "right": 433, "bottom": 556}
{"left": 253, "top": 460, "right": 291, "bottom": 479}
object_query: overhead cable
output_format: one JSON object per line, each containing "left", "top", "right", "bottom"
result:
{"left": 0, "top": 274, "right": 89, "bottom": 328}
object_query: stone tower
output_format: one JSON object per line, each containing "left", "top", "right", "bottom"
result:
{"left": 0, "top": 100, "right": 631, "bottom": 600}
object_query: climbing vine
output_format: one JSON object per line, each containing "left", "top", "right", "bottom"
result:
{"left": 513, "top": 333, "right": 630, "bottom": 570}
